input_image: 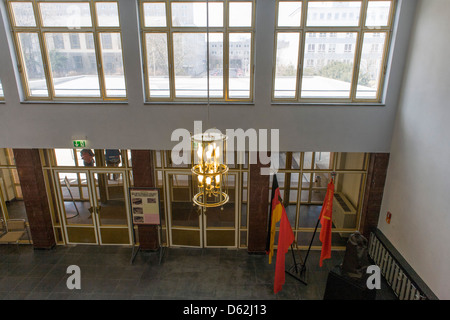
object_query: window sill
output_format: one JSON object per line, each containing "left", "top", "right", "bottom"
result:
{"left": 143, "top": 101, "right": 255, "bottom": 106}
{"left": 20, "top": 100, "right": 128, "bottom": 105}
{"left": 271, "top": 102, "right": 386, "bottom": 107}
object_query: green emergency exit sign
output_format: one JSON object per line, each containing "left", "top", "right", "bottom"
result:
{"left": 73, "top": 140, "right": 87, "bottom": 148}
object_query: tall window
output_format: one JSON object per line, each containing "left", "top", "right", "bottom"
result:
{"left": 273, "top": 0, "right": 395, "bottom": 102}
{"left": 140, "top": 0, "right": 255, "bottom": 102}
{"left": 7, "top": 0, "right": 127, "bottom": 100}
{"left": 270, "top": 152, "right": 368, "bottom": 250}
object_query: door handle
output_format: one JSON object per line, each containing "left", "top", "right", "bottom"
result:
{"left": 88, "top": 206, "right": 102, "bottom": 215}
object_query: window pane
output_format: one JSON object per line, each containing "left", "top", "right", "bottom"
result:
{"left": 208, "top": 2, "right": 224, "bottom": 27}
{"left": 366, "top": 1, "right": 391, "bottom": 27}
{"left": 172, "top": 2, "right": 206, "bottom": 27}
{"left": 173, "top": 33, "right": 207, "bottom": 97}
{"left": 229, "top": 2, "right": 252, "bottom": 27}
{"left": 146, "top": 33, "right": 170, "bottom": 98}
{"left": 336, "top": 152, "right": 366, "bottom": 170}
{"left": 99, "top": 33, "right": 126, "bottom": 97}
{"left": 10, "top": 2, "right": 36, "bottom": 27}
{"left": 55, "top": 149, "right": 76, "bottom": 166}
{"left": 209, "top": 33, "right": 224, "bottom": 98}
{"left": 0, "top": 80, "right": 3, "bottom": 98}
{"left": 277, "top": 1, "right": 302, "bottom": 27}
{"left": 45, "top": 33, "right": 100, "bottom": 97}
{"left": 229, "top": 33, "right": 251, "bottom": 99}
{"left": 303, "top": 152, "right": 313, "bottom": 169}
{"left": 40, "top": 2, "right": 92, "bottom": 28}
{"left": 274, "top": 32, "right": 300, "bottom": 99}
{"left": 356, "top": 32, "right": 387, "bottom": 99}
{"left": 17, "top": 33, "right": 49, "bottom": 97}
{"left": 96, "top": 2, "right": 120, "bottom": 27}
{"left": 307, "top": 1, "right": 361, "bottom": 27}
{"left": 143, "top": 2, "right": 166, "bottom": 27}
{"left": 301, "top": 32, "right": 357, "bottom": 99}
{"left": 314, "top": 152, "right": 332, "bottom": 169}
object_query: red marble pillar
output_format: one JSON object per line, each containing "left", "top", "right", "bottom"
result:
{"left": 131, "top": 150, "right": 159, "bottom": 250}
{"left": 13, "top": 149, "right": 56, "bottom": 249}
{"left": 247, "top": 153, "right": 270, "bottom": 253}
{"left": 360, "top": 153, "right": 390, "bottom": 239}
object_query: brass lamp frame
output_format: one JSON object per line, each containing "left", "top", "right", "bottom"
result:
{"left": 191, "top": 133, "right": 229, "bottom": 209}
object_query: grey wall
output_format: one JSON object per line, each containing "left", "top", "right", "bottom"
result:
{"left": 0, "top": 0, "right": 417, "bottom": 151}
{"left": 378, "top": 0, "right": 450, "bottom": 299}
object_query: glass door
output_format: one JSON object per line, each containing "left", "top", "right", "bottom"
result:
{"left": 202, "top": 173, "right": 239, "bottom": 248}
{"left": 165, "top": 171, "right": 239, "bottom": 248}
{"left": 89, "top": 170, "right": 132, "bottom": 245}
{"left": 55, "top": 169, "right": 132, "bottom": 245}
{"left": 166, "top": 172, "right": 202, "bottom": 247}
{"left": 55, "top": 170, "right": 97, "bottom": 244}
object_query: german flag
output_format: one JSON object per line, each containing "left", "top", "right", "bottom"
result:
{"left": 266, "top": 175, "right": 283, "bottom": 264}
{"left": 274, "top": 203, "right": 294, "bottom": 294}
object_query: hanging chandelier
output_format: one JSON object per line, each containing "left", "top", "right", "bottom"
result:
{"left": 190, "top": 0, "right": 229, "bottom": 211}
{"left": 191, "top": 132, "right": 229, "bottom": 210}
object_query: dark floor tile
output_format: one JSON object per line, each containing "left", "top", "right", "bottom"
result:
{"left": 0, "top": 276, "right": 22, "bottom": 293}
{"left": 12, "top": 276, "right": 42, "bottom": 293}
{"left": 0, "top": 245, "right": 398, "bottom": 301}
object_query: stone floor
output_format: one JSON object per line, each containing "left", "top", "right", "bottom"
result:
{"left": 0, "top": 244, "right": 397, "bottom": 300}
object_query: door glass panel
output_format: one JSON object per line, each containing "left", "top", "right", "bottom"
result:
{"left": 57, "top": 172, "right": 96, "bottom": 244}
{"left": 205, "top": 202, "right": 235, "bottom": 228}
{"left": 58, "top": 172, "right": 93, "bottom": 226}
{"left": 204, "top": 172, "right": 237, "bottom": 247}
{"left": 92, "top": 172, "right": 128, "bottom": 226}
{"left": 169, "top": 174, "right": 198, "bottom": 228}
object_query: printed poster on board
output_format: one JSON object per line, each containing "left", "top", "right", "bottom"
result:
{"left": 129, "top": 188, "right": 161, "bottom": 225}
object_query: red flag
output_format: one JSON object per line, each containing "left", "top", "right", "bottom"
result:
{"left": 319, "top": 180, "right": 334, "bottom": 267}
{"left": 274, "top": 204, "right": 294, "bottom": 294}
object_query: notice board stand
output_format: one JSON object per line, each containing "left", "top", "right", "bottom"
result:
{"left": 128, "top": 187, "right": 165, "bottom": 265}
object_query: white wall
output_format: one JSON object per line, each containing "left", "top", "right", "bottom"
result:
{"left": 0, "top": 0, "right": 417, "bottom": 151}
{"left": 378, "top": 0, "right": 450, "bottom": 299}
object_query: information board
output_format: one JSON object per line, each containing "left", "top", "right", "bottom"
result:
{"left": 129, "top": 188, "right": 161, "bottom": 225}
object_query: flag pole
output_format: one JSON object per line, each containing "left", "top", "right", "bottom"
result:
{"left": 286, "top": 172, "right": 336, "bottom": 285}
